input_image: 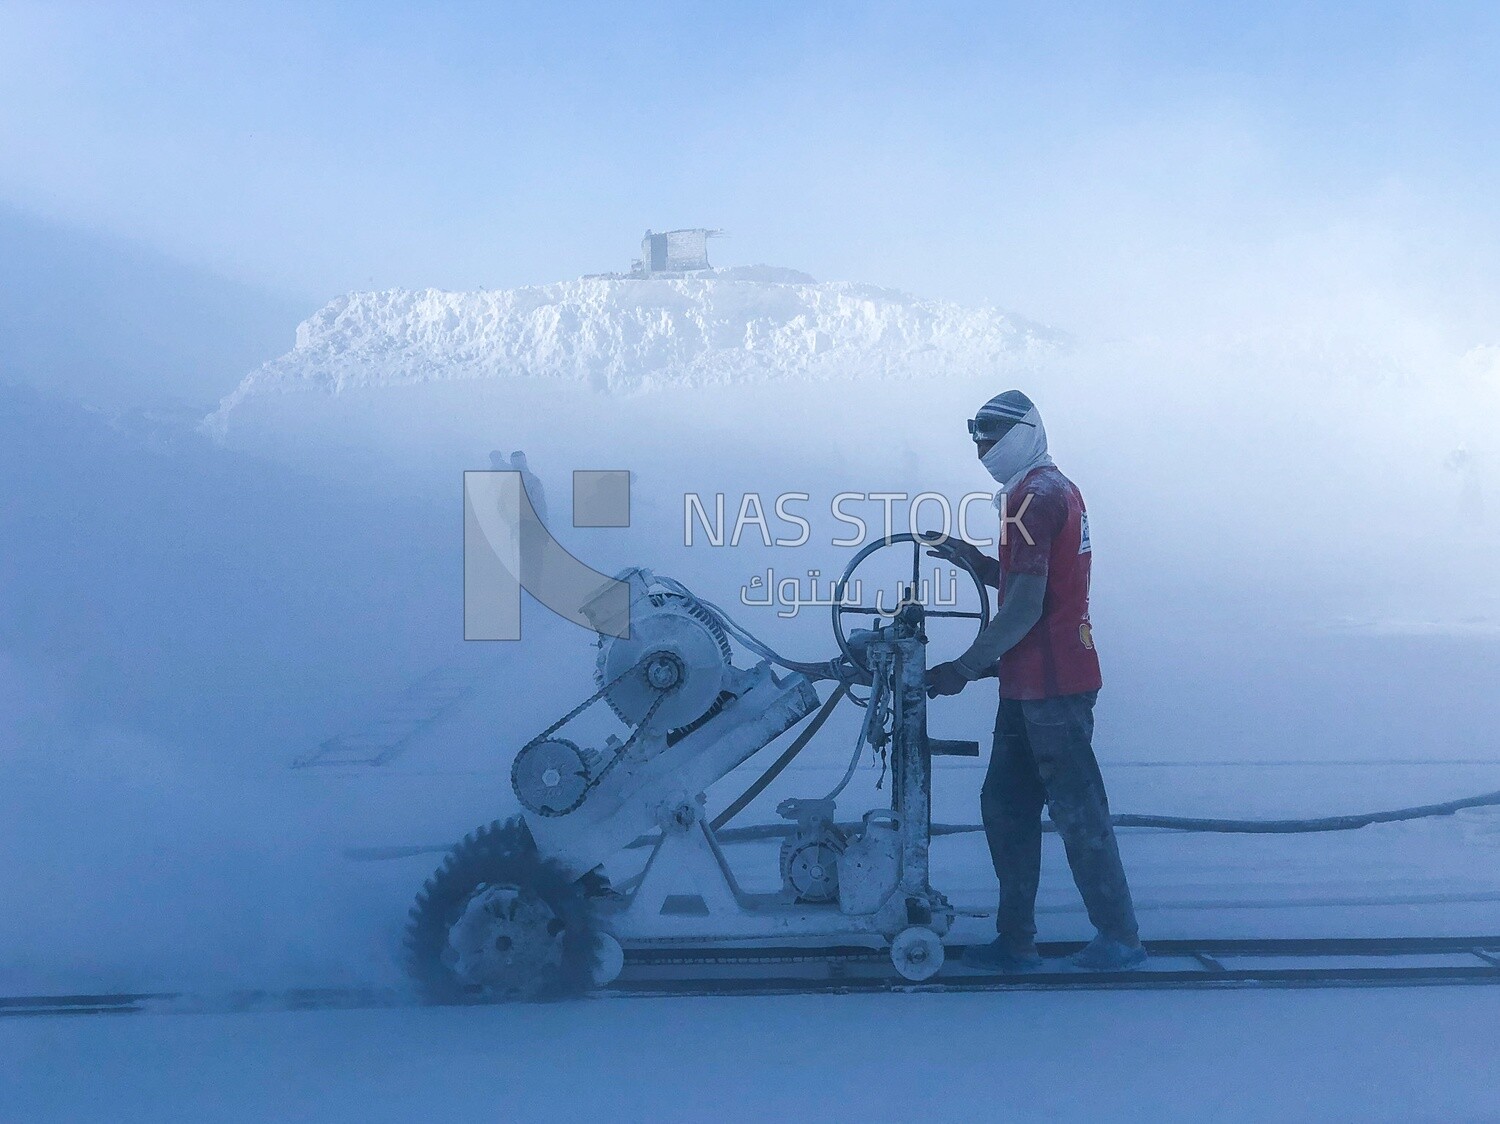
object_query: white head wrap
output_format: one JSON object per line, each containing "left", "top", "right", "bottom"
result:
{"left": 974, "top": 391, "right": 1053, "bottom": 496}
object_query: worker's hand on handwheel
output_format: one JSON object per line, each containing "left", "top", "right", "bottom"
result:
{"left": 925, "top": 661, "right": 972, "bottom": 698}
{"left": 919, "top": 531, "right": 987, "bottom": 573}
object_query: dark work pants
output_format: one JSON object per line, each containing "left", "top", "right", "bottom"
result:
{"left": 980, "top": 691, "right": 1140, "bottom": 945}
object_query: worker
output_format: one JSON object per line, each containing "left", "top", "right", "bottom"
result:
{"left": 490, "top": 450, "right": 547, "bottom": 528}
{"left": 490, "top": 450, "right": 548, "bottom": 597}
{"left": 924, "top": 391, "right": 1146, "bottom": 972}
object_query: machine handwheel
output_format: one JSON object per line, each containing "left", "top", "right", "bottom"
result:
{"left": 832, "top": 532, "right": 992, "bottom": 674}
{"left": 890, "top": 926, "right": 946, "bottom": 981}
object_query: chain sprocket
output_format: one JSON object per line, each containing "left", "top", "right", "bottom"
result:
{"left": 509, "top": 664, "right": 678, "bottom": 818}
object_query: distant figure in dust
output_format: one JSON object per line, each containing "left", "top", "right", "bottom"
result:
{"left": 490, "top": 450, "right": 548, "bottom": 592}
{"left": 1445, "top": 446, "right": 1484, "bottom": 518}
{"left": 923, "top": 390, "right": 1145, "bottom": 973}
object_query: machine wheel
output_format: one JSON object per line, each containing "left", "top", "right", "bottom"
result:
{"left": 404, "top": 816, "right": 600, "bottom": 1002}
{"left": 890, "top": 926, "right": 946, "bottom": 981}
{"left": 592, "top": 932, "right": 625, "bottom": 986}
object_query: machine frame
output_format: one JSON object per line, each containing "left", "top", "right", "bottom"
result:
{"left": 409, "top": 535, "right": 992, "bottom": 993}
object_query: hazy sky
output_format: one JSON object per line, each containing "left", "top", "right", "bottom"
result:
{"left": 4, "top": 1, "right": 1499, "bottom": 340}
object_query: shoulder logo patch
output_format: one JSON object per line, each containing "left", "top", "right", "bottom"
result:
{"left": 1078, "top": 512, "right": 1091, "bottom": 555}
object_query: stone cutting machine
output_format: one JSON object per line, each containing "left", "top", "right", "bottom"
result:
{"left": 404, "top": 535, "right": 990, "bottom": 999}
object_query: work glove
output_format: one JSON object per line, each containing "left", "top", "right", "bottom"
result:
{"left": 925, "top": 660, "right": 973, "bottom": 698}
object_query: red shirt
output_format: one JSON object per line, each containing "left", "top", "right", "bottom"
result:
{"left": 995, "top": 465, "right": 1103, "bottom": 700}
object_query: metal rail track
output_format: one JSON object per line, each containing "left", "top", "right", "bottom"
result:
{"left": 610, "top": 935, "right": 1500, "bottom": 997}
{"left": 6, "top": 936, "right": 1500, "bottom": 1018}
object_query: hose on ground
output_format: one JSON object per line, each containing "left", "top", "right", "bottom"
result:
{"left": 622, "top": 788, "right": 1500, "bottom": 849}
{"left": 341, "top": 788, "right": 1500, "bottom": 863}
{"left": 1096, "top": 787, "right": 1500, "bottom": 833}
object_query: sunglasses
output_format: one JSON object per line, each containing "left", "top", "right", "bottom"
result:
{"left": 967, "top": 416, "right": 1035, "bottom": 443}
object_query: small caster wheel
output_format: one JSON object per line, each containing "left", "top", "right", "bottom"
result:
{"left": 890, "top": 926, "right": 945, "bottom": 981}
{"left": 592, "top": 932, "right": 625, "bottom": 987}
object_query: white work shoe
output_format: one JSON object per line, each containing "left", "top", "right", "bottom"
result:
{"left": 1070, "top": 934, "right": 1148, "bottom": 971}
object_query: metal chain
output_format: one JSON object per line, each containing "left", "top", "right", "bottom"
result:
{"left": 510, "top": 662, "right": 637, "bottom": 816}
{"left": 565, "top": 686, "right": 674, "bottom": 809}
{"left": 523, "top": 662, "right": 637, "bottom": 748}
{"left": 518, "top": 664, "right": 679, "bottom": 819}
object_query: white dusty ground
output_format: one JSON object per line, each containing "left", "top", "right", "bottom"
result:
{"left": 8, "top": 655, "right": 1500, "bottom": 997}
{"left": 5, "top": 583, "right": 1499, "bottom": 1121}
{"left": 7, "top": 986, "right": 1500, "bottom": 1123}
{"left": 6, "top": 656, "right": 1500, "bottom": 1123}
